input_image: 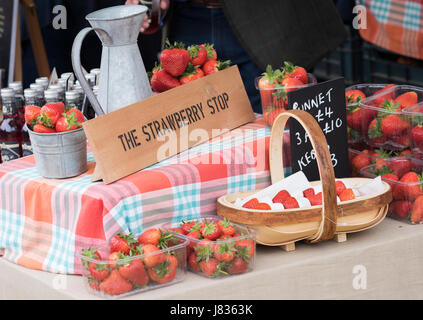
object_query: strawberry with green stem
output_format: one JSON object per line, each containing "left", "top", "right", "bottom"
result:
{"left": 110, "top": 232, "right": 137, "bottom": 255}
{"left": 217, "top": 218, "right": 235, "bottom": 236}
{"left": 280, "top": 61, "right": 307, "bottom": 84}
{"left": 201, "top": 220, "right": 221, "bottom": 240}
{"left": 147, "top": 254, "right": 178, "bottom": 284}
{"left": 213, "top": 241, "right": 236, "bottom": 262}
{"left": 179, "top": 63, "right": 204, "bottom": 84}
{"left": 202, "top": 59, "right": 231, "bottom": 75}
{"left": 160, "top": 39, "right": 190, "bottom": 77}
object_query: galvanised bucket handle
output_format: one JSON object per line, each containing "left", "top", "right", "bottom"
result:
{"left": 71, "top": 27, "right": 107, "bottom": 116}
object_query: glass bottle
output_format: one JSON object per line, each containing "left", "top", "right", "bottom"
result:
{"left": 30, "top": 83, "right": 45, "bottom": 106}
{"left": 44, "top": 89, "right": 60, "bottom": 104}
{"left": 9, "top": 81, "right": 25, "bottom": 128}
{"left": 0, "top": 88, "right": 23, "bottom": 161}
{"left": 35, "top": 77, "right": 49, "bottom": 90}
{"left": 49, "top": 84, "right": 65, "bottom": 102}
{"left": 65, "top": 90, "right": 82, "bottom": 110}
{"left": 22, "top": 90, "right": 39, "bottom": 157}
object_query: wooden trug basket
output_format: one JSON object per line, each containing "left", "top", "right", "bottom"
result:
{"left": 217, "top": 110, "right": 392, "bottom": 251}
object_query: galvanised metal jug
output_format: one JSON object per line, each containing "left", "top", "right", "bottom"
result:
{"left": 71, "top": 5, "right": 153, "bottom": 116}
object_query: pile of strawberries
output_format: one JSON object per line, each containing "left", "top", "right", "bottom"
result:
{"left": 346, "top": 84, "right": 417, "bottom": 150}
{"left": 169, "top": 218, "right": 254, "bottom": 277}
{"left": 150, "top": 39, "right": 231, "bottom": 93}
{"left": 257, "top": 61, "right": 311, "bottom": 126}
{"left": 364, "top": 156, "right": 423, "bottom": 223}
{"left": 25, "top": 102, "right": 84, "bottom": 133}
{"left": 80, "top": 228, "right": 183, "bottom": 296}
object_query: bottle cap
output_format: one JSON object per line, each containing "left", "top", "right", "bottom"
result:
{"left": 9, "top": 81, "right": 23, "bottom": 94}
{"left": 1, "top": 88, "right": 15, "bottom": 98}
{"left": 24, "top": 88, "right": 37, "bottom": 98}
{"left": 44, "top": 89, "right": 60, "bottom": 100}
{"left": 65, "top": 90, "right": 80, "bottom": 100}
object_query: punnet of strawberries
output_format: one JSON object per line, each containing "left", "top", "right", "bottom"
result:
{"left": 257, "top": 61, "right": 313, "bottom": 126}
{"left": 360, "top": 155, "right": 423, "bottom": 224}
{"left": 149, "top": 39, "right": 231, "bottom": 93}
{"left": 79, "top": 228, "right": 188, "bottom": 297}
{"left": 25, "top": 102, "right": 85, "bottom": 133}
{"left": 163, "top": 216, "right": 256, "bottom": 278}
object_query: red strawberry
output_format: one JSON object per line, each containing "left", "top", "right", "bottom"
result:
{"left": 372, "top": 84, "right": 395, "bottom": 106}
{"left": 147, "top": 255, "right": 178, "bottom": 284}
{"left": 188, "top": 44, "right": 207, "bottom": 67}
{"left": 118, "top": 258, "right": 148, "bottom": 286}
{"left": 242, "top": 198, "right": 259, "bottom": 209}
{"left": 141, "top": 244, "right": 167, "bottom": 268}
{"left": 217, "top": 218, "right": 235, "bottom": 236}
{"left": 281, "top": 77, "right": 304, "bottom": 91}
{"left": 264, "top": 108, "right": 282, "bottom": 126}
{"left": 188, "top": 252, "right": 199, "bottom": 271}
{"left": 281, "top": 61, "right": 307, "bottom": 84}
{"left": 39, "top": 103, "right": 65, "bottom": 127}
{"left": 107, "top": 252, "right": 121, "bottom": 269}
{"left": 339, "top": 189, "right": 355, "bottom": 201}
{"left": 368, "top": 118, "right": 388, "bottom": 144}
{"left": 394, "top": 91, "right": 418, "bottom": 110}
{"left": 179, "top": 64, "right": 204, "bottom": 84}
{"left": 213, "top": 242, "right": 236, "bottom": 262}
{"left": 110, "top": 232, "right": 137, "bottom": 255}
{"left": 202, "top": 59, "right": 231, "bottom": 75}
{"left": 391, "top": 200, "right": 412, "bottom": 219}
{"left": 235, "top": 239, "right": 255, "bottom": 259}
{"left": 201, "top": 220, "right": 221, "bottom": 240}
{"left": 194, "top": 239, "right": 215, "bottom": 262}
{"left": 388, "top": 157, "right": 411, "bottom": 178}
{"left": 88, "top": 262, "right": 109, "bottom": 281}
{"left": 227, "top": 257, "right": 249, "bottom": 275}
{"left": 88, "top": 278, "right": 101, "bottom": 291}
{"left": 351, "top": 153, "right": 371, "bottom": 174}
{"left": 345, "top": 89, "right": 366, "bottom": 105}
{"left": 394, "top": 171, "right": 423, "bottom": 201}
{"left": 381, "top": 114, "right": 409, "bottom": 137}
{"left": 258, "top": 65, "right": 279, "bottom": 108}
{"left": 272, "top": 190, "right": 291, "bottom": 203}
{"left": 150, "top": 69, "right": 180, "bottom": 93}
{"left": 307, "top": 192, "right": 322, "bottom": 206}
{"left": 55, "top": 109, "right": 84, "bottom": 132}
{"left": 411, "top": 195, "right": 423, "bottom": 223}
{"left": 392, "top": 133, "right": 410, "bottom": 148}
{"left": 33, "top": 124, "right": 56, "bottom": 133}
{"left": 160, "top": 40, "right": 190, "bottom": 77}
{"left": 99, "top": 269, "right": 133, "bottom": 296}
{"left": 411, "top": 125, "right": 423, "bottom": 149}
{"left": 180, "top": 221, "right": 195, "bottom": 235}
{"left": 200, "top": 43, "right": 217, "bottom": 61}
{"left": 303, "top": 188, "right": 315, "bottom": 198}
{"left": 24, "top": 105, "right": 41, "bottom": 126}
{"left": 380, "top": 173, "right": 399, "bottom": 189}
{"left": 137, "top": 228, "right": 162, "bottom": 246}
{"left": 186, "top": 230, "right": 202, "bottom": 248}
{"left": 335, "top": 181, "right": 347, "bottom": 196}
{"left": 250, "top": 202, "right": 272, "bottom": 210}
{"left": 282, "top": 197, "right": 299, "bottom": 209}
{"left": 198, "top": 258, "right": 220, "bottom": 276}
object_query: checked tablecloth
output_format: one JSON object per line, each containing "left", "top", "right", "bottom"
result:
{"left": 0, "top": 116, "right": 290, "bottom": 275}
{"left": 359, "top": 0, "right": 423, "bottom": 59}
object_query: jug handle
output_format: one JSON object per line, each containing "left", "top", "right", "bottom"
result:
{"left": 71, "top": 27, "right": 106, "bottom": 116}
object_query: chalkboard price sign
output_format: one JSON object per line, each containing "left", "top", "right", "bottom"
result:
{"left": 288, "top": 77, "right": 349, "bottom": 181}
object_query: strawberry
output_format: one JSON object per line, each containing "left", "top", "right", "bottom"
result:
{"left": 160, "top": 39, "right": 190, "bottom": 77}
{"left": 188, "top": 252, "right": 199, "bottom": 271}
{"left": 179, "top": 63, "right": 204, "bottom": 84}
{"left": 39, "top": 103, "right": 65, "bottom": 127}
{"left": 33, "top": 124, "right": 56, "bottom": 133}
{"left": 118, "top": 258, "right": 148, "bottom": 286}
{"left": 272, "top": 190, "right": 291, "bottom": 203}
{"left": 391, "top": 200, "right": 412, "bottom": 219}
{"left": 281, "top": 77, "right": 304, "bottom": 91}
{"left": 150, "top": 69, "right": 180, "bottom": 93}
{"left": 227, "top": 257, "right": 249, "bottom": 275}
{"left": 411, "top": 125, "right": 423, "bottom": 149}
{"left": 24, "top": 105, "right": 41, "bottom": 127}
{"left": 217, "top": 218, "right": 235, "bottom": 236}
{"left": 392, "top": 133, "right": 410, "bottom": 148}
{"left": 351, "top": 153, "right": 371, "bottom": 174}
{"left": 388, "top": 157, "right": 411, "bottom": 178}
{"left": 395, "top": 171, "right": 423, "bottom": 201}
{"left": 188, "top": 44, "right": 207, "bottom": 67}
{"left": 381, "top": 114, "right": 409, "bottom": 137}
{"left": 141, "top": 244, "right": 167, "bottom": 268}
{"left": 168, "top": 227, "right": 183, "bottom": 234}
{"left": 281, "top": 61, "right": 307, "bottom": 84}
{"left": 345, "top": 89, "right": 366, "bottom": 105}
{"left": 147, "top": 255, "right": 178, "bottom": 284}
{"left": 394, "top": 91, "right": 418, "bottom": 110}
{"left": 99, "top": 269, "right": 133, "bottom": 296}
{"left": 88, "top": 261, "right": 110, "bottom": 281}
{"left": 189, "top": 221, "right": 205, "bottom": 233}
{"left": 335, "top": 181, "right": 347, "bottom": 196}
{"left": 213, "top": 242, "right": 236, "bottom": 262}
{"left": 194, "top": 239, "right": 215, "bottom": 262}
{"left": 55, "top": 109, "right": 84, "bottom": 132}
{"left": 180, "top": 221, "right": 195, "bottom": 235}
{"left": 282, "top": 197, "right": 299, "bottom": 209}
{"left": 258, "top": 65, "right": 280, "bottom": 107}
{"left": 235, "top": 239, "right": 255, "bottom": 260}
{"left": 200, "top": 43, "right": 217, "bottom": 61}
{"left": 264, "top": 108, "right": 282, "bottom": 126}
{"left": 137, "top": 228, "right": 162, "bottom": 246}
{"left": 372, "top": 84, "right": 395, "bottom": 106}
{"left": 88, "top": 277, "right": 101, "bottom": 291}
{"left": 202, "top": 59, "right": 231, "bottom": 75}
{"left": 110, "top": 232, "right": 137, "bottom": 255}
{"left": 107, "top": 252, "right": 121, "bottom": 269}
{"left": 198, "top": 258, "right": 226, "bottom": 277}
{"left": 411, "top": 195, "right": 423, "bottom": 223}
{"left": 81, "top": 248, "right": 102, "bottom": 262}
{"left": 368, "top": 118, "right": 388, "bottom": 145}
{"left": 339, "top": 189, "right": 355, "bottom": 201}
{"left": 242, "top": 198, "right": 259, "bottom": 209}
{"left": 307, "top": 192, "right": 322, "bottom": 206}
{"left": 201, "top": 220, "right": 221, "bottom": 240}
{"left": 380, "top": 173, "right": 399, "bottom": 189}
{"left": 186, "top": 230, "right": 202, "bottom": 248}
{"left": 303, "top": 188, "right": 315, "bottom": 198}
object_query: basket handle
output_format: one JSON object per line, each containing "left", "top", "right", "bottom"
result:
{"left": 269, "top": 110, "right": 338, "bottom": 243}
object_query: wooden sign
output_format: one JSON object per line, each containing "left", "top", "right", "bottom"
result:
{"left": 83, "top": 66, "right": 255, "bottom": 184}
{"left": 0, "top": 0, "right": 18, "bottom": 85}
{"left": 288, "top": 77, "right": 349, "bottom": 181}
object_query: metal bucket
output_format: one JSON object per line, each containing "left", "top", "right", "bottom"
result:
{"left": 28, "top": 127, "right": 88, "bottom": 179}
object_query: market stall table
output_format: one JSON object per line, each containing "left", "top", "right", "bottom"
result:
{"left": 1, "top": 218, "right": 422, "bottom": 299}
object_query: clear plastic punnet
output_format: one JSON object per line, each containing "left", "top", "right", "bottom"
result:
{"left": 162, "top": 215, "right": 256, "bottom": 278}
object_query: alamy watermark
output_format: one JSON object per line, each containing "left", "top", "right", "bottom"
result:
{"left": 352, "top": 264, "right": 367, "bottom": 290}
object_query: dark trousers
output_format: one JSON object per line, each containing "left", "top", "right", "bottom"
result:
{"left": 168, "top": 2, "right": 262, "bottom": 113}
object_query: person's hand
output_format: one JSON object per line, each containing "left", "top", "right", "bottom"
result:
{"left": 125, "top": 0, "right": 170, "bottom": 33}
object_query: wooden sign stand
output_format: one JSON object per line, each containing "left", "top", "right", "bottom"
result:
{"left": 83, "top": 65, "right": 256, "bottom": 184}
